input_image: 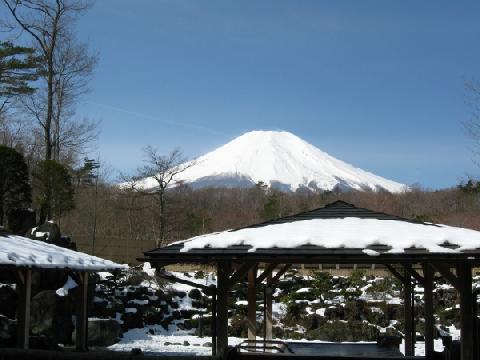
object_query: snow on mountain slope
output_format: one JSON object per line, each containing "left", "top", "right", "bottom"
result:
{"left": 140, "top": 130, "right": 407, "bottom": 193}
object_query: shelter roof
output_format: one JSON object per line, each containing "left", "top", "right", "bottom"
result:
{"left": 142, "top": 201, "right": 480, "bottom": 264}
{"left": 0, "top": 231, "right": 126, "bottom": 271}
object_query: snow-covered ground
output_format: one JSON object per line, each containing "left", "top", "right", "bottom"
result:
{"left": 109, "top": 327, "right": 243, "bottom": 355}
{"left": 110, "top": 330, "right": 446, "bottom": 357}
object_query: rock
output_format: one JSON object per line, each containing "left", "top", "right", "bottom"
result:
{"left": 144, "top": 308, "right": 164, "bottom": 325}
{"left": 203, "top": 342, "right": 212, "bottom": 347}
{"left": 170, "top": 301, "right": 180, "bottom": 309}
{"left": 0, "top": 315, "right": 10, "bottom": 340}
{"left": 30, "top": 290, "right": 74, "bottom": 345}
{"left": 0, "top": 315, "right": 15, "bottom": 346}
{"left": 183, "top": 340, "right": 190, "bottom": 346}
{"left": 30, "top": 222, "right": 61, "bottom": 244}
{"left": 86, "top": 319, "right": 121, "bottom": 346}
{"left": 121, "top": 311, "right": 144, "bottom": 330}
{"left": 171, "top": 310, "right": 182, "bottom": 320}
{"left": 306, "top": 314, "right": 325, "bottom": 330}
{"left": 180, "top": 309, "right": 195, "bottom": 319}
{"left": 324, "top": 306, "right": 345, "bottom": 320}
{"left": 191, "top": 300, "right": 205, "bottom": 309}
{"left": 0, "top": 285, "right": 17, "bottom": 319}
{"left": 160, "top": 316, "right": 173, "bottom": 331}
{"left": 188, "top": 289, "right": 202, "bottom": 300}
{"left": 183, "top": 319, "right": 193, "bottom": 330}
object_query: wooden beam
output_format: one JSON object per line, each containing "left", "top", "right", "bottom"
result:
{"left": 256, "top": 263, "right": 277, "bottom": 285}
{"left": 423, "top": 263, "right": 434, "bottom": 359}
{"left": 247, "top": 266, "right": 257, "bottom": 345}
{"left": 384, "top": 264, "right": 405, "bottom": 283}
{"left": 228, "top": 262, "right": 255, "bottom": 289}
{"left": 457, "top": 262, "right": 474, "bottom": 360}
{"left": 216, "top": 261, "right": 231, "bottom": 357}
{"left": 76, "top": 272, "right": 89, "bottom": 351}
{"left": 403, "top": 265, "right": 425, "bottom": 286}
{"left": 16, "top": 268, "right": 32, "bottom": 349}
{"left": 431, "top": 262, "right": 460, "bottom": 290}
{"left": 211, "top": 294, "right": 217, "bottom": 357}
{"left": 268, "top": 264, "right": 291, "bottom": 286}
{"left": 265, "top": 274, "right": 273, "bottom": 344}
{"left": 403, "top": 267, "right": 414, "bottom": 356}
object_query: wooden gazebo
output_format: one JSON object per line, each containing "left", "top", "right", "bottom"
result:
{"left": 142, "top": 201, "right": 480, "bottom": 360}
{"left": 0, "top": 230, "right": 126, "bottom": 351}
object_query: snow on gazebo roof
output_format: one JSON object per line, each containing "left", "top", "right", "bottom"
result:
{"left": 0, "top": 233, "right": 126, "bottom": 271}
{"left": 144, "top": 201, "right": 480, "bottom": 260}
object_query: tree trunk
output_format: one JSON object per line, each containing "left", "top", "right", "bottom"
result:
{"left": 45, "top": 57, "right": 54, "bottom": 161}
{"left": 159, "top": 189, "right": 166, "bottom": 246}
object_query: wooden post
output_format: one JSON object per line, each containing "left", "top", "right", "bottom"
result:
{"left": 216, "top": 261, "right": 231, "bottom": 357}
{"left": 404, "top": 267, "right": 414, "bottom": 356}
{"left": 16, "top": 268, "right": 32, "bottom": 349}
{"left": 247, "top": 266, "right": 257, "bottom": 346}
{"left": 76, "top": 272, "right": 89, "bottom": 351}
{"left": 457, "top": 263, "right": 474, "bottom": 360}
{"left": 265, "top": 274, "right": 273, "bottom": 343}
{"left": 211, "top": 292, "right": 217, "bottom": 357}
{"left": 423, "top": 263, "right": 434, "bottom": 359}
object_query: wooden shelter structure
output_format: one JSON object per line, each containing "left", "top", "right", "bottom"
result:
{"left": 142, "top": 201, "right": 480, "bottom": 360}
{"left": 0, "top": 229, "right": 126, "bottom": 351}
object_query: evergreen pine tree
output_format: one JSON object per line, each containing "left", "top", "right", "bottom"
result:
{"left": 0, "top": 41, "right": 39, "bottom": 111}
{"left": 0, "top": 145, "right": 31, "bottom": 226}
{"left": 33, "top": 160, "right": 74, "bottom": 224}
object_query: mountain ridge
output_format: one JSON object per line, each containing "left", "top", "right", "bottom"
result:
{"left": 141, "top": 130, "right": 407, "bottom": 193}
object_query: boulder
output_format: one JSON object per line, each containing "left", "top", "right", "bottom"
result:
{"left": 188, "top": 289, "right": 202, "bottom": 300}
{"left": 30, "top": 290, "right": 74, "bottom": 345}
{"left": 0, "top": 285, "right": 17, "bottom": 319}
{"left": 0, "top": 315, "right": 15, "bottom": 346}
{"left": 30, "top": 222, "right": 61, "bottom": 244}
{"left": 144, "top": 308, "right": 164, "bottom": 325}
{"left": 121, "top": 310, "right": 143, "bottom": 330}
{"left": 324, "top": 306, "right": 345, "bottom": 320}
{"left": 87, "top": 319, "right": 121, "bottom": 346}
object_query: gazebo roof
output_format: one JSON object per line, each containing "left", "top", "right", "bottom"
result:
{"left": 143, "top": 201, "right": 480, "bottom": 265}
{"left": 0, "top": 231, "right": 126, "bottom": 271}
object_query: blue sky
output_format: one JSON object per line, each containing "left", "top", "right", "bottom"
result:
{"left": 76, "top": 0, "right": 480, "bottom": 189}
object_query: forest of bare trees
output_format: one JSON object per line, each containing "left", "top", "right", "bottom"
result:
{"left": 59, "top": 180, "right": 480, "bottom": 263}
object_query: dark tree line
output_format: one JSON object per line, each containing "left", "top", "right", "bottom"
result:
{"left": 0, "top": 145, "right": 74, "bottom": 228}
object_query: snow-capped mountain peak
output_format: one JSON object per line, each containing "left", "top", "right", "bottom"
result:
{"left": 141, "top": 130, "right": 407, "bottom": 193}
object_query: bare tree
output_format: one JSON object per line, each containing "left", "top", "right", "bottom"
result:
{"left": 51, "top": 36, "right": 97, "bottom": 161}
{"left": 2, "top": 0, "right": 96, "bottom": 161}
{"left": 133, "top": 147, "right": 195, "bottom": 247}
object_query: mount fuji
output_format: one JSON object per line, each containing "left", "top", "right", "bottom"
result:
{"left": 141, "top": 130, "right": 407, "bottom": 193}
